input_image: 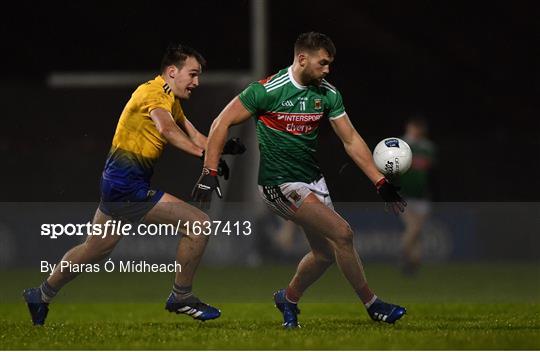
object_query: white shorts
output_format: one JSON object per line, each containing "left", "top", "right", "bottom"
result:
{"left": 258, "top": 177, "right": 334, "bottom": 220}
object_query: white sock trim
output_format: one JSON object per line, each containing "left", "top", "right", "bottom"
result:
{"left": 364, "top": 295, "right": 378, "bottom": 309}
{"left": 173, "top": 291, "right": 194, "bottom": 302}
{"left": 285, "top": 293, "right": 298, "bottom": 304}
{"left": 41, "top": 291, "right": 52, "bottom": 303}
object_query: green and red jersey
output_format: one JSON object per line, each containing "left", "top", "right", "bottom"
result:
{"left": 239, "top": 67, "right": 346, "bottom": 185}
{"left": 399, "top": 137, "right": 437, "bottom": 199}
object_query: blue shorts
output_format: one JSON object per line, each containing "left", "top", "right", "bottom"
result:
{"left": 98, "top": 176, "right": 164, "bottom": 223}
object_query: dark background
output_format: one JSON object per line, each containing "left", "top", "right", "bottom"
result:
{"left": 1, "top": 1, "right": 538, "bottom": 202}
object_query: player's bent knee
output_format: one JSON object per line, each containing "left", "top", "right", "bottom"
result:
{"left": 84, "top": 240, "right": 117, "bottom": 261}
{"left": 186, "top": 207, "right": 210, "bottom": 224}
{"left": 196, "top": 212, "right": 211, "bottom": 224}
{"left": 331, "top": 224, "right": 354, "bottom": 248}
{"left": 182, "top": 212, "right": 211, "bottom": 241}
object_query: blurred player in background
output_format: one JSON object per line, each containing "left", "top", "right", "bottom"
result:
{"left": 23, "top": 44, "right": 245, "bottom": 325}
{"left": 193, "top": 32, "right": 407, "bottom": 328}
{"left": 399, "top": 116, "right": 437, "bottom": 275}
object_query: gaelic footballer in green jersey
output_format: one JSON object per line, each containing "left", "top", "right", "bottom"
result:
{"left": 237, "top": 66, "right": 344, "bottom": 217}
{"left": 400, "top": 136, "right": 437, "bottom": 200}
{"left": 239, "top": 66, "right": 345, "bottom": 186}
{"left": 400, "top": 116, "right": 437, "bottom": 214}
{"left": 193, "top": 32, "right": 407, "bottom": 328}
{"left": 399, "top": 116, "right": 437, "bottom": 275}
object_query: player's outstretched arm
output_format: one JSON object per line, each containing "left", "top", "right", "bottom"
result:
{"left": 191, "top": 97, "right": 252, "bottom": 208}
{"left": 330, "top": 114, "right": 384, "bottom": 184}
{"left": 177, "top": 117, "right": 208, "bottom": 150}
{"left": 204, "top": 97, "right": 252, "bottom": 170}
{"left": 330, "top": 115, "right": 406, "bottom": 214}
{"left": 150, "top": 108, "right": 204, "bottom": 157}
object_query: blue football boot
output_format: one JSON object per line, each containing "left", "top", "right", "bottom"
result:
{"left": 22, "top": 287, "right": 49, "bottom": 326}
{"left": 367, "top": 298, "right": 406, "bottom": 323}
{"left": 273, "top": 289, "right": 300, "bottom": 328}
{"left": 165, "top": 293, "right": 221, "bottom": 321}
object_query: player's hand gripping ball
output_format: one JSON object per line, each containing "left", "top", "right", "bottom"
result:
{"left": 373, "top": 138, "right": 412, "bottom": 177}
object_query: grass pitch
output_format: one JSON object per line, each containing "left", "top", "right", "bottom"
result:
{"left": 1, "top": 263, "right": 539, "bottom": 349}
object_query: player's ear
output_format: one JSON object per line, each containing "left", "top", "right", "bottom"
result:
{"left": 297, "top": 53, "right": 308, "bottom": 67}
{"left": 167, "top": 65, "right": 178, "bottom": 79}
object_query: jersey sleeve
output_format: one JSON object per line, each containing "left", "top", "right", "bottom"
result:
{"left": 327, "top": 89, "right": 346, "bottom": 120}
{"left": 238, "top": 82, "right": 268, "bottom": 114}
{"left": 140, "top": 87, "right": 174, "bottom": 114}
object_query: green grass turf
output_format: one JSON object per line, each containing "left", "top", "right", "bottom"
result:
{"left": 1, "top": 262, "right": 539, "bottom": 349}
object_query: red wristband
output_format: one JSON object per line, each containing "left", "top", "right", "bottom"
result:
{"left": 375, "top": 177, "right": 387, "bottom": 189}
{"left": 203, "top": 167, "right": 218, "bottom": 176}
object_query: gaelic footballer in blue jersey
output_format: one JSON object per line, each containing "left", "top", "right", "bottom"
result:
{"left": 23, "top": 44, "right": 245, "bottom": 326}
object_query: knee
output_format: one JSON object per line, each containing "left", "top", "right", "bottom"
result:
{"left": 84, "top": 240, "right": 116, "bottom": 261}
{"left": 332, "top": 223, "right": 354, "bottom": 248}
{"left": 184, "top": 212, "right": 211, "bottom": 240}
{"left": 185, "top": 209, "right": 210, "bottom": 225}
{"left": 194, "top": 212, "right": 210, "bottom": 224}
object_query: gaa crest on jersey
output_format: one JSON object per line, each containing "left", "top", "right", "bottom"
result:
{"left": 289, "top": 190, "right": 301, "bottom": 202}
{"left": 314, "top": 99, "right": 322, "bottom": 110}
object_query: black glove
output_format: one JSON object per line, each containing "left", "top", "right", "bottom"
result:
{"left": 222, "top": 137, "right": 246, "bottom": 155}
{"left": 191, "top": 167, "right": 222, "bottom": 209}
{"left": 376, "top": 178, "right": 407, "bottom": 215}
{"left": 217, "top": 158, "right": 229, "bottom": 180}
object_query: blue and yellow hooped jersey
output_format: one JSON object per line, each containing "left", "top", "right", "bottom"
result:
{"left": 102, "top": 75, "right": 186, "bottom": 185}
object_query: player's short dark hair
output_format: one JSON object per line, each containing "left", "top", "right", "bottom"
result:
{"left": 294, "top": 32, "right": 336, "bottom": 57}
{"left": 160, "top": 44, "right": 206, "bottom": 72}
